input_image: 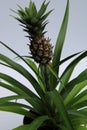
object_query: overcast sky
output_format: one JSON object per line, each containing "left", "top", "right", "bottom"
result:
{"left": 0, "top": 0, "right": 87, "bottom": 129}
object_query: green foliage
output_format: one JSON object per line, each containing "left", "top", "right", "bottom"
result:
{"left": 0, "top": 0, "right": 87, "bottom": 130}
{"left": 13, "top": 116, "right": 48, "bottom": 130}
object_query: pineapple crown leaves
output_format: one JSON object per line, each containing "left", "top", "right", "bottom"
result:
{"left": 15, "top": 0, "right": 53, "bottom": 39}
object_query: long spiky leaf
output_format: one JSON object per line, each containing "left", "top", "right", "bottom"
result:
{"left": 59, "top": 51, "right": 87, "bottom": 93}
{"left": 50, "top": 0, "right": 69, "bottom": 89}
{"left": 52, "top": 0, "right": 69, "bottom": 73}
{"left": 0, "top": 53, "right": 45, "bottom": 98}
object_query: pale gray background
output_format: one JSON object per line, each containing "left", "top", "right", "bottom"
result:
{"left": 0, "top": 0, "right": 87, "bottom": 130}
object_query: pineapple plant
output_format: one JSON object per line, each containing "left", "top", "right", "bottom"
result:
{"left": 0, "top": 0, "right": 87, "bottom": 130}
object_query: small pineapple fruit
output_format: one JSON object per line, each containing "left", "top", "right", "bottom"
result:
{"left": 16, "top": 1, "right": 53, "bottom": 64}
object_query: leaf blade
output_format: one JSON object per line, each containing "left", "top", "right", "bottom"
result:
{"left": 0, "top": 54, "right": 44, "bottom": 98}
{"left": 64, "top": 80, "right": 87, "bottom": 106}
{"left": 60, "top": 51, "right": 87, "bottom": 94}
{"left": 50, "top": 0, "right": 69, "bottom": 89}
{"left": 49, "top": 89, "right": 73, "bottom": 130}
{"left": 52, "top": 0, "right": 69, "bottom": 73}
{"left": 13, "top": 116, "right": 48, "bottom": 130}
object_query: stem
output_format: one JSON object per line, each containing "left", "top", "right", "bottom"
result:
{"left": 44, "top": 65, "right": 50, "bottom": 91}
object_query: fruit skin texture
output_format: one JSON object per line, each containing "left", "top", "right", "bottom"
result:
{"left": 29, "top": 37, "right": 53, "bottom": 64}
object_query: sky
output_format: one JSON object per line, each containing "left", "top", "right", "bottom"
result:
{"left": 0, "top": 0, "right": 87, "bottom": 129}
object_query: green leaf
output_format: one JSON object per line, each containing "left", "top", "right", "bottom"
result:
{"left": 48, "top": 89, "right": 73, "bottom": 130}
{"left": 38, "top": 65, "right": 47, "bottom": 91}
{"left": 25, "top": 1, "right": 37, "bottom": 18}
{"left": 61, "top": 69, "right": 87, "bottom": 100}
{"left": 0, "top": 41, "right": 40, "bottom": 80}
{"left": 64, "top": 80, "right": 87, "bottom": 105}
{"left": 0, "top": 81, "right": 21, "bottom": 95}
{"left": 17, "top": 5, "right": 26, "bottom": 18}
{"left": 25, "top": 58, "right": 45, "bottom": 91}
{"left": 28, "top": 1, "right": 34, "bottom": 17}
{"left": 50, "top": 0, "right": 69, "bottom": 89}
{"left": 0, "top": 82, "right": 41, "bottom": 111}
{"left": 41, "top": 9, "right": 53, "bottom": 21}
{"left": 77, "top": 126, "right": 87, "bottom": 130}
{"left": 69, "top": 115, "right": 87, "bottom": 129}
{"left": 0, "top": 102, "right": 29, "bottom": 116}
{"left": 0, "top": 41, "right": 45, "bottom": 97}
{"left": 72, "top": 90, "right": 87, "bottom": 106}
{"left": 37, "top": 1, "right": 50, "bottom": 18}
{"left": 0, "top": 73, "right": 44, "bottom": 113}
{"left": 72, "top": 99, "right": 87, "bottom": 110}
{"left": 0, "top": 95, "right": 24, "bottom": 103}
{"left": 25, "top": 58, "right": 38, "bottom": 74}
{"left": 0, "top": 54, "right": 44, "bottom": 98}
{"left": 13, "top": 116, "right": 48, "bottom": 130}
{"left": 47, "top": 64, "right": 65, "bottom": 90}
{"left": 69, "top": 108, "right": 87, "bottom": 119}
{"left": 59, "top": 65, "right": 74, "bottom": 93}
{"left": 0, "top": 42, "right": 46, "bottom": 113}
{"left": 0, "top": 95, "right": 33, "bottom": 111}
{"left": 65, "top": 90, "right": 87, "bottom": 110}
{"left": 59, "top": 51, "right": 82, "bottom": 65}
{"left": 0, "top": 73, "right": 38, "bottom": 99}
{"left": 52, "top": 0, "right": 69, "bottom": 73}
{"left": 32, "top": 2, "right": 37, "bottom": 15}
{"left": 47, "top": 64, "right": 58, "bottom": 79}
{"left": 0, "top": 41, "right": 37, "bottom": 75}
{"left": 60, "top": 51, "right": 87, "bottom": 94}
{"left": 0, "top": 101, "right": 30, "bottom": 110}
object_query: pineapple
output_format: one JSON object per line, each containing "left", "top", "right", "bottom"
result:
{"left": 16, "top": 1, "right": 53, "bottom": 64}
